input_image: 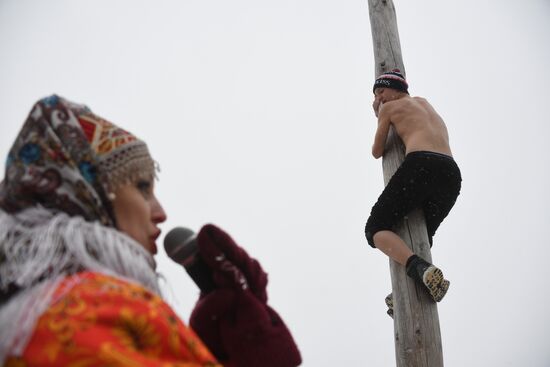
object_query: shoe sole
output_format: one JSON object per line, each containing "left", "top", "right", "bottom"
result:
{"left": 385, "top": 293, "right": 394, "bottom": 319}
{"left": 385, "top": 293, "right": 393, "bottom": 308}
{"left": 423, "top": 266, "right": 450, "bottom": 302}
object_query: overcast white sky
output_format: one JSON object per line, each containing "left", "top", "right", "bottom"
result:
{"left": 1, "top": 0, "right": 549, "bottom": 365}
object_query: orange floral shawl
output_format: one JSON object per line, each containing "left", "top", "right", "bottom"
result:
{"left": 4, "top": 272, "right": 221, "bottom": 367}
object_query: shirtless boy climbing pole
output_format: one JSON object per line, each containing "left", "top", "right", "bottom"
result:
{"left": 365, "top": 70, "right": 462, "bottom": 316}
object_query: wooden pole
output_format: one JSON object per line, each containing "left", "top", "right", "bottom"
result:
{"left": 367, "top": 1, "right": 444, "bottom": 366}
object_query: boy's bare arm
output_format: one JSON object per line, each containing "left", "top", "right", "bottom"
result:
{"left": 372, "top": 104, "right": 391, "bottom": 159}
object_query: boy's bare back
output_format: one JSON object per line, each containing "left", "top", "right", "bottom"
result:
{"left": 372, "top": 92, "right": 452, "bottom": 158}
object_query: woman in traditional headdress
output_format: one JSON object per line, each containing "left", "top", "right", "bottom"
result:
{"left": 0, "top": 95, "right": 301, "bottom": 366}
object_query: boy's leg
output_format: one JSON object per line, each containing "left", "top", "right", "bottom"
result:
{"left": 372, "top": 230, "right": 413, "bottom": 266}
{"left": 372, "top": 229, "right": 449, "bottom": 302}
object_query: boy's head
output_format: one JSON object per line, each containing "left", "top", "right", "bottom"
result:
{"left": 373, "top": 69, "right": 409, "bottom": 95}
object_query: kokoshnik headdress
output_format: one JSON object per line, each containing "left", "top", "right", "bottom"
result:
{"left": 0, "top": 94, "right": 156, "bottom": 225}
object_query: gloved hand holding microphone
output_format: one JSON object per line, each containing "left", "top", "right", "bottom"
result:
{"left": 164, "top": 224, "right": 301, "bottom": 367}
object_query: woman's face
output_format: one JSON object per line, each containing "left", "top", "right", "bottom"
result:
{"left": 111, "top": 178, "right": 167, "bottom": 255}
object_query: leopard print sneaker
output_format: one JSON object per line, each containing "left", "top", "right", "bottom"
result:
{"left": 422, "top": 265, "right": 450, "bottom": 302}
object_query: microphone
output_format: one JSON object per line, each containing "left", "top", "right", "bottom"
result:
{"left": 164, "top": 227, "right": 216, "bottom": 293}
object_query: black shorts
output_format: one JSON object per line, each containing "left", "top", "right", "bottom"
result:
{"left": 365, "top": 151, "right": 462, "bottom": 248}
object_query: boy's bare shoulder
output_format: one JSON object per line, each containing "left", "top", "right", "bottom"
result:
{"left": 381, "top": 98, "right": 405, "bottom": 111}
{"left": 411, "top": 96, "right": 431, "bottom": 106}
{"left": 383, "top": 96, "right": 411, "bottom": 112}
{"left": 379, "top": 96, "right": 429, "bottom": 118}
{"left": 397, "top": 96, "right": 432, "bottom": 111}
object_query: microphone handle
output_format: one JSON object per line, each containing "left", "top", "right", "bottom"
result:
{"left": 186, "top": 254, "right": 217, "bottom": 294}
